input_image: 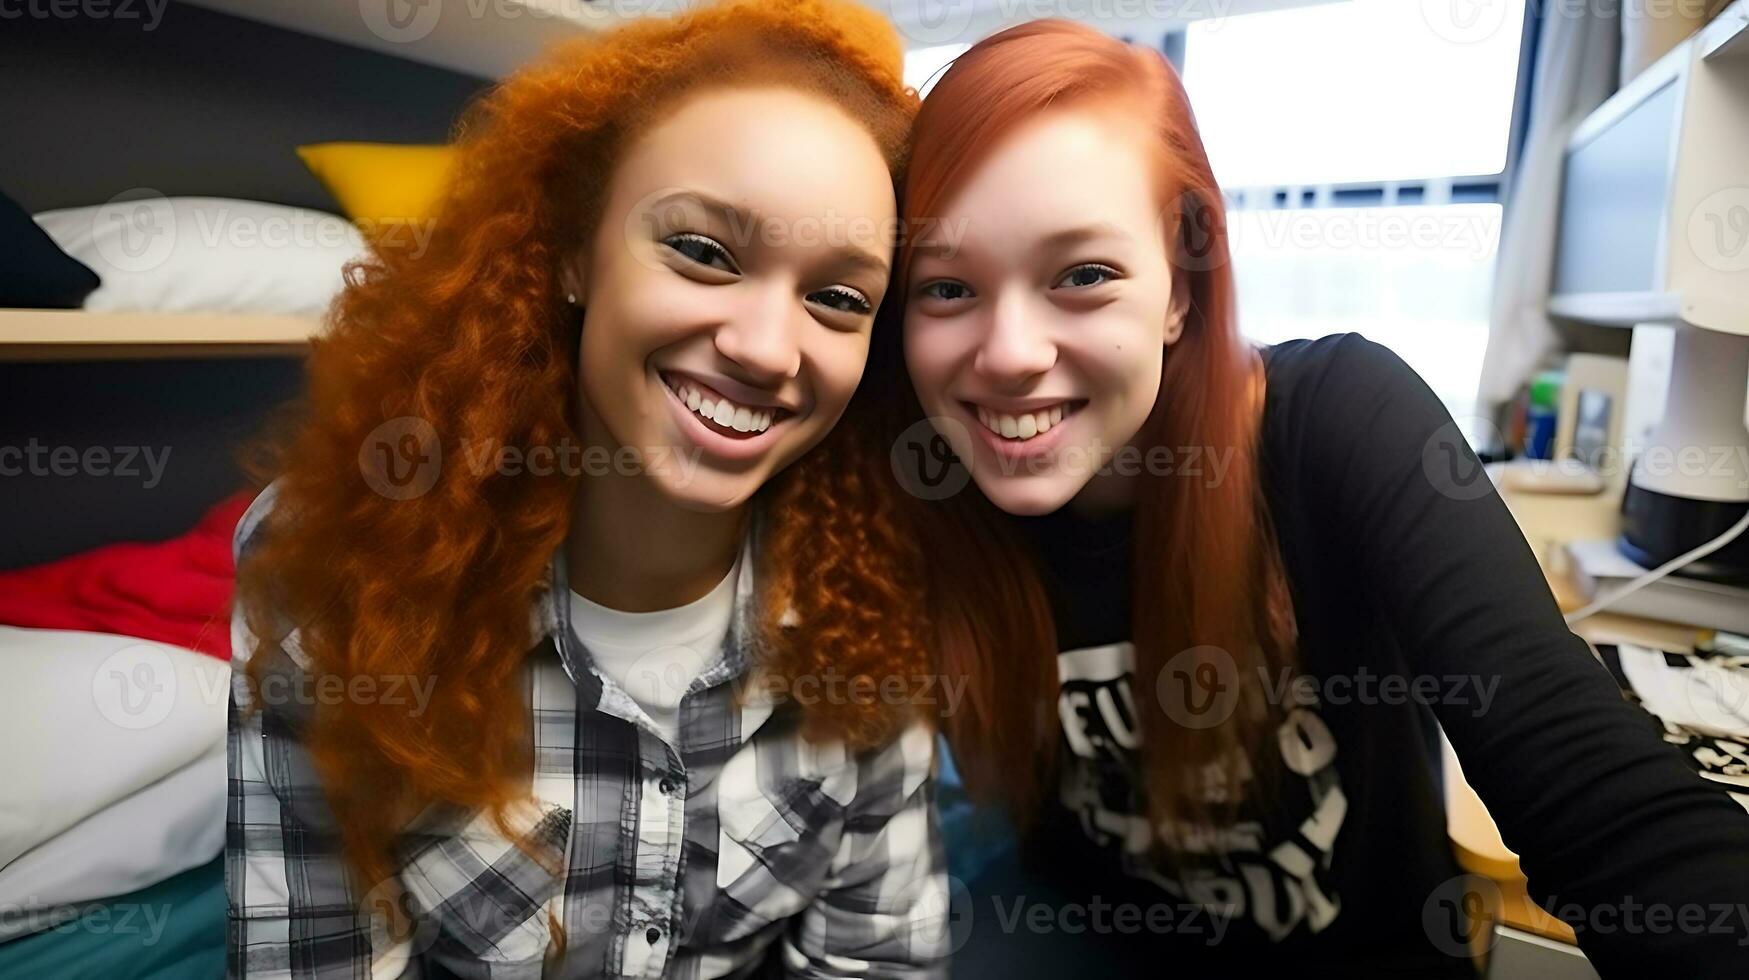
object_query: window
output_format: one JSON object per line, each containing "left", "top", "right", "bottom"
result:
{"left": 1181, "top": 0, "right": 1530, "bottom": 423}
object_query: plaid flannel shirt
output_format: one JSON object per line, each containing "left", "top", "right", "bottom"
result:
{"left": 227, "top": 482, "right": 949, "bottom": 979}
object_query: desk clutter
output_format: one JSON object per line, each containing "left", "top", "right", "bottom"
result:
{"left": 1565, "top": 538, "right": 1749, "bottom": 634}
{"left": 1595, "top": 639, "right": 1749, "bottom": 815}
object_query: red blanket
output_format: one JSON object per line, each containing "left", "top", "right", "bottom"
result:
{"left": 0, "top": 490, "right": 254, "bottom": 660}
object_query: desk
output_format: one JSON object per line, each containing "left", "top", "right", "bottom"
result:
{"left": 1441, "top": 465, "right": 1702, "bottom": 951}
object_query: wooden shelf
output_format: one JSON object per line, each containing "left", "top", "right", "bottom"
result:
{"left": 0, "top": 310, "right": 318, "bottom": 361}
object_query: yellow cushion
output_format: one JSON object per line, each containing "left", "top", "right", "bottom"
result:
{"left": 295, "top": 142, "right": 454, "bottom": 235}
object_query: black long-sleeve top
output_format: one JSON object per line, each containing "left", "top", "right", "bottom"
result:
{"left": 1011, "top": 333, "right": 1749, "bottom": 977}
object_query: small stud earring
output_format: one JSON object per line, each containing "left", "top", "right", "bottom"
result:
{"left": 566, "top": 293, "right": 577, "bottom": 305}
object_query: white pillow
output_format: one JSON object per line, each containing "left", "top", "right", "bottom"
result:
{"left": 33, "top": 197, "right": 367, "bottom": 317}
{"left": 0, "top": 627, "right": 227, "bottom": 872}
{"left": 0, "top": 746, "right": 224, "bottom": 939}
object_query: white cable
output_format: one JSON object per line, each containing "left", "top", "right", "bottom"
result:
{"left": 1565, "top": 505, "right": 1749, "bottom": 625}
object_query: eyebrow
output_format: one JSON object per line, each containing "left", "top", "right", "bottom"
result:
{"left": 648, "top": 189, "right": 891, "bottom": 281}
{"left": 1033, "top": 222, "right": 1133, "bottom": 256}
{"left": 907, "top": 221, "right": 1134, "bottom": 266}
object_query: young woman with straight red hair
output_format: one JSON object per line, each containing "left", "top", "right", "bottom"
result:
{"left": 226, "top": 1, "right": 949, "bottom": 976}
{"left": 889, "top": 19, "right": 1749, "bottom": 976}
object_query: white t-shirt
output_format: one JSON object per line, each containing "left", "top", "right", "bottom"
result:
{"left": 566, "top": 559, "right": 738, "bottom": 744}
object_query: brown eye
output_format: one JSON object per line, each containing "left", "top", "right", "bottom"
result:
{"left": 662, "top": 233, "right": 739, "bottom": 274}
{"left": 809, "top": 286, "right": 872, "bottom": 315}
{"left": 919, "top": 280, "right": 972, "bottom": 302}
{"left": 1054, "top": 264, "right": 1119, "bottom": 289}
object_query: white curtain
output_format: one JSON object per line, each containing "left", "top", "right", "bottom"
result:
{"left": 1475, "top": 6, "right": 1620, "bottom": 413}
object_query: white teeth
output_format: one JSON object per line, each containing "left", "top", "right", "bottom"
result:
{"left": 976, "top": 402, "right": 1076, "bottom": 441}
{"left": 666, "top": 377, "right": 777, "bottom": 434}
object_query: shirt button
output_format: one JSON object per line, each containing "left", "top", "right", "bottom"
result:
{"left": 658, "top": 778, "right": 676, "bottom": 796}
{"left": 645, "top": 926, "right": 661, "bottom": 944}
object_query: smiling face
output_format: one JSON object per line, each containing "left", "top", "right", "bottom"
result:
{"left": 564, "top": 85, "right": 896, "bottom": 512}
{"left": 903, "top": 105, "right": 1188, "bottom": 516}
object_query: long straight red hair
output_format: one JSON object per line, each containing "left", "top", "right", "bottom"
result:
{"left": 889, "top": 20, "right": 1299, "bottom": 846}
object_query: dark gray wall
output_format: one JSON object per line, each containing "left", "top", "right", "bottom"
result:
{"left": 0, "top": 358, "right": 307, "bottom": 569}
{"left": 1, "top": 3, "right": 488, "bottom": 568}
{"left": 1, "top": 1, "right": 489, "bottom": 212}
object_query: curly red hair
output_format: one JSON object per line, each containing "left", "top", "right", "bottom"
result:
{"left": 237, "top": 0, "right": 927, "bottom": 905}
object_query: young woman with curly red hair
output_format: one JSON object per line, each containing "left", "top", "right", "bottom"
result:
{"left": 890, "top": 19, "right": 1749, "bottom": 977}
{"left": 227, "top": 2, "right": 948, "bottom": 976}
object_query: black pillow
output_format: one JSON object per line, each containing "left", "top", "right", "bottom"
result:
{"left": 0, "top": 188, "right": 100, "bottom": 308}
